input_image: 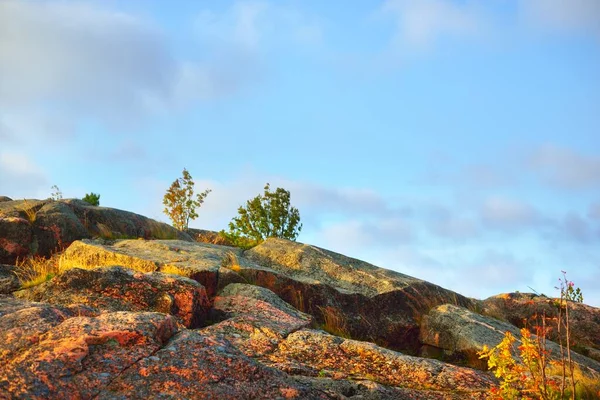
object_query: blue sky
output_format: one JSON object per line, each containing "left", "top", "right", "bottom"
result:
{"left": 1, "top": 0, "right": 599, "bottom": 305}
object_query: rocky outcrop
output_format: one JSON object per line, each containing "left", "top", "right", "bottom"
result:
{"left": 204, "top": 283, "right": 313, "bottom": 357}
{"left": 59, "top": 239, "right": 244, "bottom": 297}
{"left": 240, "top": 238, "right": 475, "bottom": 353}
{"left": 0, "top": 296, "right": 331, "bottom": 400}
{"left": 14, "top": 266, "right": 211, "bottom": 328}
{"left": 0, "top": 264, "right": 19, "bottom": 294}
{"left": 420, "top": 304, "right": 600, "bottom": 380}
{"left": 10, "top": 224, "right": 599, "bottom": 397}
{"left": 187, "top": 228, "right": 235, "bottom": 246}
{"left": 202, "top": 283, "right": 494, "bottom": 398}
{"left": 0, "top": 196, "right": 12, "bottom": 202}
{"left": 265, "top": 329, "right": 494, "bottom": 398}
{"left": 482, "top": 292, "right": 600, "bottom": 362}
{"left": 57, "top": 237, "right": 475, "bottom": 355}
{"left": 0, "top": 199, "right": 191, "bottom": 264}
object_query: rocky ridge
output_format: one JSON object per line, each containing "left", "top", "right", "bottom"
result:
{"left": 2, "top": 198, "right": 600, "bottom": 399}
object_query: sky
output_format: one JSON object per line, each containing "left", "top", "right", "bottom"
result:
{"left": 1, "top": 0, "right": 599, "bottom": 306}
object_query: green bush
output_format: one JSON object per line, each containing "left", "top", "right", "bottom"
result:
{"left": 223, "top": 183, "right": 302, "bottom": 247}
{"left": 82, "top": 192, "right": 100, "bottom": 206}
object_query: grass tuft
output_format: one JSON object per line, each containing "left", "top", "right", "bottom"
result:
{"left": 160, "top": 264, "right": 190, "bottom": 277}
{"left": 318, "top": 305, "right": 351, "bottom": 338}
{"left": 14, "top": 254, "right": 60, "bottom": 289}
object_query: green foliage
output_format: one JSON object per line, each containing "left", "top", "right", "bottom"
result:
{"left": 50, "top": 185, "right": 63, "bottom": 201}
{"left": 82, "top": 192, "right": 100, "bottom": 206}
{"left": 224, "top": 183, "right": 302, "bottom": 246}
{"left": 163, "top": 168, "right": 211, "bottom": 231}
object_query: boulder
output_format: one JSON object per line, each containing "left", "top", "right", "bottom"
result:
{"left": 57, "top": 237, "right": 476, "bottom": 354}
{"left": 96, "top": 330, "right": 329, "bottom": 400}
{"left": 0, "top": 264, "right": 19, "bottom": 294}
{"left": 265, "top": 329, "right": 495, "bottom": 397}
{"left": 0, "top": 199, "right": 191, "bottom": 264}
{"left": 59, "top": 239, "right": 244, "bottom": 297}
{"left": 0, "top": 297, "right": 180, "bottom": 400}
{"left": 293, "top": 376, "right": 481, "bottom": 400}
{"left": 0, "top": 216, "right": 32, "bottom": 264}
{"left": 482, "top": 292, "right": 600, "bottom": 362}
{"left": 14, "top": 265, "right": 210, "bottom": 328}
{"left": 203, "top": 283, "right": 313, "bottom": 357}
{"left": 420, "top": 304, "right": 600, "bottom": 380}
{"left": 241, "top": 238, "right": 476, "bottom": 353}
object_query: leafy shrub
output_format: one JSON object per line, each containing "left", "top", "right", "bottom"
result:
{"left": 478, "top": 272, "right": 599, "bottom": 399}
{"left": 222, "top": 183, "right": 302, "bottom": 247}
{"left": 163, "top": 168, "right": 211, "bottom": 231}
{"left": 82, "top": 192, "right": 100, "bottom": 206}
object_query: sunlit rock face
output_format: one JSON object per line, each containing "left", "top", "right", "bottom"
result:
{"left": 0, "top": 198, "right": 191, "bottom": 264}
{"left": 14, "top": 265, "right": 211, "bottom": 328}
{"left": 3, "top": 210, "right": 600, "bottom": 398}
{"left": 57, "top": 237, "right": 476, "bottom": 354}
{"left": 481, "top": 292, "right": 600, "bottom": 362}
{"left": 419, "top": 303, "right": 600, "bottom": 381}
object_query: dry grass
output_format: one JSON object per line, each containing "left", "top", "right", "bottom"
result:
{"left": 20, "top": 199, "right": 38, "bottom": 223}
{"left": 221, "top": 251, "right": 242, "bottom": 272}
{"left": 290, "top": 289, "right": 306, "bottom": 313}
{"left": 160, "top": 264, "right": 191, "bottom": 277}
{"left": 59, "top": 243, "right": 159, "bottom": 273}
{"left": 14, "top": 254, "right": 60, "bottom": 289}
{"left": 318, "top": 305, "right": 351, "bottom": 338}
{"left": 147, "top": 220, "right": 179, "bottom": 240}
{"left": 544, "top": 364, "right": 600, "bottom": 399}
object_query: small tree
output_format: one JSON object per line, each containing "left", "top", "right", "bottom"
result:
{"left": 478, "top": 272, "right": 593, "bottom": 399}
{"left": 50, "top": 185, "right": 63, "bottom": 201}
{"left": 82, "top": 192, "right": 100, "bottom": 206}
{"left": 163, "top": 168, "right": 211, "bottom": 231}
{"left": 223, "top": 183, "right": 302, "bottom": 247}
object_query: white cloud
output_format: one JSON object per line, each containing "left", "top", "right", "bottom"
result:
{"left": 558, "top": 212, "right": 596, "bottom": 244}
{"left": 0, "top": 1, "right": 174, "bottom": 121}
{"left": 480, "top": 197, "right": 543, "bottom": 231}
{"left": 380, "top": 0, "right": 486, "bottom": 51}
{"left": 589, "top": 202, "right": 600, "bottom": 220}
{"left": 519, "top": 0, "right": 600, "bottom": 36}
{"left": 0, "top": 0, "right": 266, "bottom": 139}
{"left": 193, "top": 1, "right": 323, "bottom": 53}
{"left": 0, "top": 152, "right": 48, "bottom": 197}
{"left": 316, "top": 217, "right": 413, "bottom": 256}
{"left": 529, "top": 144, "right": 600, "bottom": 190}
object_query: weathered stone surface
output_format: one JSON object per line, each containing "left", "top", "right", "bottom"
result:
{"left": 241, "top": 238, "right": 475, "bottom": 353}
{"left": 203, "top": 283, "right": 313, "bottom": 357}
{"left": 0, "top": 297, "right": 179, "bottom": 399}
{"left": 293, "top": 376, "right": 488, "bottom": 400}
{"left": 420, "top": 304, "right": 600, "bottom": 380}
{"left": 59, "top": 239, "right": 243, "bottom": 297}
{"left": 482, "top": 292, "right": 600, "bottom": 362}
{"left": 187, "top": 228, "right": 235, "bottom": 246}
{"left": 96, "top": 329, "right": 329, "bottom": 400}
{"left": 0, "top": 216, "right": 32, "bottom": 264}
{"left": 218, "top": 283, "right": 311, "bottom": 323}
{"left": 0, "top": 264, "right": 19, "bottom": 294}
{"left": 265, "top": 329, "right": 495, "bottom": 397}
{"left": 57, "top": 237, "right": 476, "bottom": 354}
{"left": 14, "top": 266, "right": 210, "bottom": 328}
{"left": 0, "top": 296, "right": 99, "bottom": 363}
{"left": 0, "top": 199, "right": 191, "bottom": 264}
